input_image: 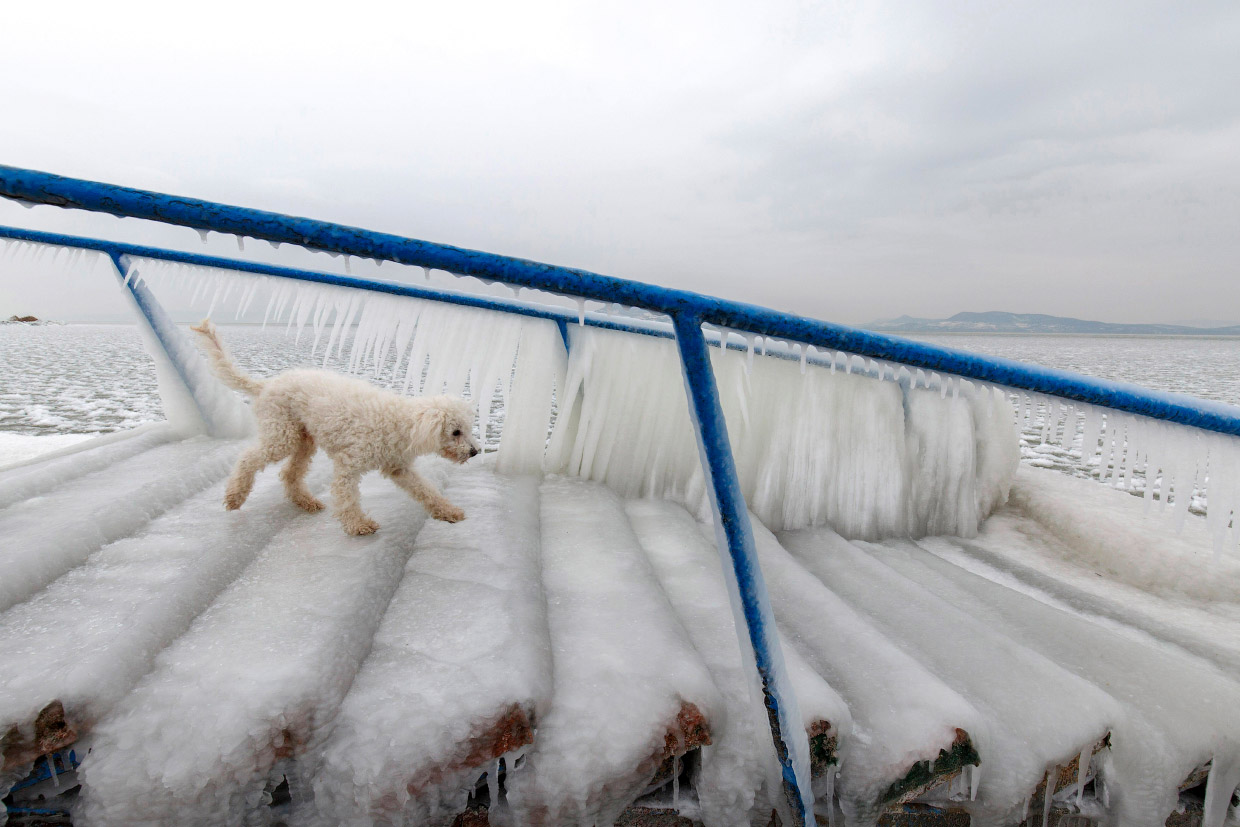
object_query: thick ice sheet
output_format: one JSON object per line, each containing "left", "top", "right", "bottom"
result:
{"left": 626, "top": 498, "right": 852, "bottom": 827}
{"left": 747, "top": 519, "right": 982, "bottom": 826}
{"left": 871, "top": 539, "right": 1240, "bottom": 827}
{"left": 782, "top": 527, "right": 1119, "bottom": 826}
{"left": 505, "top": 477, "right": 721, "bottom": 825}
{"left": 547, "top": 326, "right": 1019, "bottom": 539}
{"left": 76, "top": 475, "right": 430, "bottom": 827}
{"left": 943, "top": 483, "right": 1240, "bottom": 676}
{"left": 310, "top": 466, "right": 552, "bottom": 826}
{"left": 0, "top": 425, "right": 173, "bottom": 509}
{"left": 0, "top": 458, "right": 333, "bottom": 774}
{"left": 0, "top": 437, "right": 241, "bottom": 613}
{"left": 1006, "top": 465, "right": 1240, "bottom": 605}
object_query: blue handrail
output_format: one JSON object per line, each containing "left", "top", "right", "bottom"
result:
{"left": 4, "top": 165, "right": 1240, "bottom": 437}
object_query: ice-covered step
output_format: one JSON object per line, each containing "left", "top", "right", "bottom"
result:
{"left": 0, "top": 436, "right": 241, "bottom": 613}
{"left": 75, "top": 473, "right": 433, "bottom": 827}
{"left": 0, "top": 424, "right": 174, "bottom": 510}
{"left": 310, "top": 466, "right": 552, "bottom": 826}
{"left": 870, "top": 538, "right": 1240, "bottom": 827}
{"left": 780, "top": 526, "right": 1120, "bottom": 826}
{"left": 625, "top": 498, "right": 852, "bottom": 826}
{"left": 504, "top": 477, "right": 722, "bottom": 826}
{"left": 748, "top": 519, "right": 983, "bottom": 826}
{"left": 934, "top": 487, "right": 1240, "bottom": 676}
{"left": 0, "top": 459, "right": 332, "bottom": 776}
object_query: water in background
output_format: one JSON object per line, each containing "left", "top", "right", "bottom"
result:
{"left": 4, "top": 324, "right": 1240, "bottom": 477}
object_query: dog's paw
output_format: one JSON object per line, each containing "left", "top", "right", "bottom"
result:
{"left": 223, "top": 491, "right": 246, "bottom": 510}
{"left": 432, "top": 503, "right": 466, "bottom": 523}
{"left": 292, "top": 495, "right": 325, "bottom": 513}
{"left": 343, "top": 517, "right": 380, "bottom": 535}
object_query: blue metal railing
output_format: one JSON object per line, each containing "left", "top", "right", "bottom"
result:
{"left": 6, "top": 165, "right": 1240, "bottom": 824}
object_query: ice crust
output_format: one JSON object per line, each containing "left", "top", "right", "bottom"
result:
{"left": 504, "top": 476, "right": 722, "bottom": 825}
{"left": 869, "top": 538, "right": 1240, "bottom": 827}
{"left": 626, "top": 498, "right": 852, "bottom": 827}
{"left": 309, "top": 466, "right": 552, "bottom": 826}
{"left": 746, "top": 519, "right": 982, "bottom": 826}
{"left": 0, "top": 437, "right": 240, "bottom": 613}
{"left": 781, "top": 527, "right": 1120, "bottom": 826}
{"left": 0, "top": 451, "right": 330, "bottom": 770}
{"left": 76, "top": 474, "right": 431, "bottom": 826}
{"left": 547, "top": 326, "right": 1020, "bottom": 539}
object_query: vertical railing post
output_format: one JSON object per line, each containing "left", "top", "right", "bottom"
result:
{"left": 107, "top": 253, "right": 252, "bottom": 439}
{"left": 671, "top": 312, "right": 813, "bottom": 825}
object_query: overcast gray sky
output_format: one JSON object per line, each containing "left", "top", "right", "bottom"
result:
{"left": 2, "top": 0, "right": 1238, "bottom": 325}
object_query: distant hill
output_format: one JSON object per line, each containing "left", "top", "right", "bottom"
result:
{"left": 863, "top": 311, "right": 1240, "bottom": 336}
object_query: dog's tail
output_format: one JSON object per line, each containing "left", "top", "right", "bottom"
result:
{"left": 189, "top": 318, "right": 265, "bottom": 397}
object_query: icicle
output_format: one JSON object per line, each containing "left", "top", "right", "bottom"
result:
{"left": 1201, "top": 753, "right": 1240, "bottom": 827}
{"left": 744, "top": 333, "right": 755, "bottom": 375}
{"left": 46, "top": 754, "right": 59, "bottom": 789}
{"left": 826, "top": 767, "right": 838, "bottom": 827}
{"left": 235, "top": 235, "right": 245, "bottom": 252}
{"left": 798, "top": 343, "right": 807, "bottom": 374}
{"left": 422, "top": 266, "right": 432, "bottom": 282}
{"left": 486, "top": 760, "right": 500, "bottom": 810}
{"left": 197, "top": 229, "right": 210, "bottom": 244}
{"left": 672, "top": 753, "right": 680, "bottom": 809}
{"left": 577, "top": 298, "right": 586, "bottom": 326}
{"left": 1075, "top": 747, "right": 1090, "bottom": 805}
{"left": 1042, "top": 765, "right": 1056, "bottom": 827}
{"left": 344, "top": 255, "right": 353, "bottom": 275}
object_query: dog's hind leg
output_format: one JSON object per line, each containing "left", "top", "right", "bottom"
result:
{"left": 331, "top": 466, "right": 379, "bottom": 535}
{"left": 383, "top": 466, "right": 465, "bottom": 523}
{"left": 280, "top": 430, "right": 324, "bottom": 512}
{"left": 224, "top": 438, "right": 296, "bottom": 510}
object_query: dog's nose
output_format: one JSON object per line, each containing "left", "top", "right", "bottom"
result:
{"left": 469, "top": 447, "right": 478, "bottom": 457}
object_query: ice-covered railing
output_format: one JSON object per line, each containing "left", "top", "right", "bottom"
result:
{"left": 5, "top": 165, "right": 1240, "bottom": 824}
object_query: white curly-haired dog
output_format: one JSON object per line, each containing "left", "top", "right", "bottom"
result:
{"left": 190, "top": 319, "right": 479, "bottom": 535}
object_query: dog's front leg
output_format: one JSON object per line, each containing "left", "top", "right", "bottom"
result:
{"left": 383, "top": 466, "right": 465, "bottom": 523}
{"left": 331, "top": 467, "right": 380, "bottom": 535}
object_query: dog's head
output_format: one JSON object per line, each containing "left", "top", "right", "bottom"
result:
{"left": 414, "top": 396, "right": 481, "bottom": 463}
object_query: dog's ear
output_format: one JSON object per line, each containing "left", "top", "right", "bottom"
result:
{"left": 410, "top": 405, "right": 450, "bottom": 451}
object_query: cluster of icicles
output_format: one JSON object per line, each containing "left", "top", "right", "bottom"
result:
{"left": 3, "top": 236, "right": 1239, "bottom": 553}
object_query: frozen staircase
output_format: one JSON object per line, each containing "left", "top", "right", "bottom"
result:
{"left": 3, "top": 433, "right": 1239, "bottom": 827}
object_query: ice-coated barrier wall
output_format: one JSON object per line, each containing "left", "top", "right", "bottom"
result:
{"left": 105, "top": 258, "right": 1020, "bottom": 539}
{"left": 548, "top": 326, "right": 1020, "bottom": 539}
